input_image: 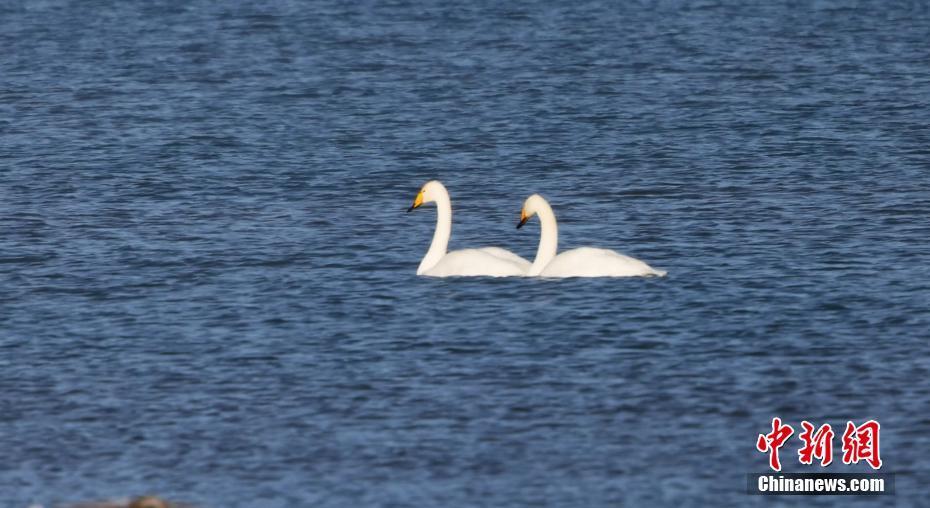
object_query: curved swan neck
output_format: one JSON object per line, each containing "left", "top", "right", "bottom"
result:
{"left": 417, "top": 187, "right": 452, "bottom": 274}
{"left": 528, "top": 200, "right": 558, "bottom": 276}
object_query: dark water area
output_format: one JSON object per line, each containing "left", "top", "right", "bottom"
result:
{"left": 2, "top": 1, "right": 929, "bottom": 506}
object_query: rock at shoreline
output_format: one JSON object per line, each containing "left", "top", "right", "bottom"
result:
{"left": 32, "top": 495, "right": 192, "bottom": 508}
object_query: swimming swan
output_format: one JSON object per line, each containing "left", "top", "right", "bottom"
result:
{"left": 408, "top": 181, "right": 530, "bottom": 277}
{"left": 517, "top": 194, "right": 667, "bottom": 278}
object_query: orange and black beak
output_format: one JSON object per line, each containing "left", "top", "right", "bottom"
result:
{"left": 516, "top": 209, "right": 528, "bottom": 229}
{"left": 407, "top": 190, "right": 424, "bottom": 213}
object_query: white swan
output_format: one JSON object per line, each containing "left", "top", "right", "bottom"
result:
{"left": 408, "top": 181, "right": 530, "bottom": 277}
{"left": 517, "top": 194, "right": 667, "bottom": 278}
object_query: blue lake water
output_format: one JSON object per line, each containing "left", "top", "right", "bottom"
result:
{"left": 2, "top": 1, "right": 929, "bottom": 506}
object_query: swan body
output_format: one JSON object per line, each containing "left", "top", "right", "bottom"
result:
{"left": 409, "top": 181, "right": 530, "bottom": 277}
{"left": 420, "top": 248, "right": 529, "bottom": 277}
{"left": 534, "top": 247, "right": 664, "bottom": 277}
{"left": 518, "top": 194, "right": 666, "bottom": 278}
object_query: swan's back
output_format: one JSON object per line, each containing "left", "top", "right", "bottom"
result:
{"left": 540, "top": 247, "right": 666, "bottom": 278}
{"left": 477, "top": 247, "right": 531, "bottom": 270}
{"left": 422, "top": 248, "right": 529, "bottom": 277}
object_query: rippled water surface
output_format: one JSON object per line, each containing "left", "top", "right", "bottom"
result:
{"left": 2, "top": 1, "right": 929, "bottom": 506}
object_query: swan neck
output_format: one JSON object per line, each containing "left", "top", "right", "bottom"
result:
{"left": 417, "top": 189, "right": 451, "bottom": 274}
{"left": 529, "top": 202, "right": 558, "bottom": 276}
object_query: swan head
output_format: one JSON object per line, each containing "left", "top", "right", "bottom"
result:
{"left": 517, "top": 194, "right": 548, "bottom": 228}
{"left": 407, "top": 180, "right": 447, "bottom": 212}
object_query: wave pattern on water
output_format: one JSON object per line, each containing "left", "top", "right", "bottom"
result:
{"left": 2, "top": 1, "right": 929, "bottom": 507}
